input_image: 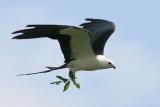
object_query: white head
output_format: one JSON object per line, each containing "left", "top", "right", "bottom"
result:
{"left": 96, "top": 55, "right": 116, "bottom": 69}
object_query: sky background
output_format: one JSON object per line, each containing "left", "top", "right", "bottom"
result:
{"left": 0, "top": 0, "right": 160, "bottom": 107}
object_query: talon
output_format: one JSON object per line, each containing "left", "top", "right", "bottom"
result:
{"left": 69, "top": 71, "right": 76, "bottom": 81}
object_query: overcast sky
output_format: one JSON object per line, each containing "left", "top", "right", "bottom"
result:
{"left": 0, "top": 0, "right": 160, "bottom": 107}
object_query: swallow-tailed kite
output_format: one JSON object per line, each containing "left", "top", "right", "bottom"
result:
{"left": 12, "top": 18, "right": 116, "bottom": 90}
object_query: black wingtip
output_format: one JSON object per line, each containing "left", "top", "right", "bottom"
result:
{"left": 12, "top": 35, "right": 23, "bottom": 39}
{"left": 79, "top": 18, "right": 93, "bottom": 26}
{"left": 12, "top": 30, "right": 24, "bottom": 34}
{"left": 26, "top": 25, "right": 35, "bottom": 27}
{"left": 12, "top": 31, "right": 19, "bottom": 39}
{"left": 12, "top": 31, "right": 18, "bottom": 34}
{"left": 85, "top": 18, "right": 115, "bottom": 27}
{"left": 85, "top": 18, "right": 111, "bottom": 22}
{"left": 85, "top": 18, "right": 100, "bottom": 21}
{"left": 85, "top": 18, "right": 93, "bottom": 21}
{"left": 11, "top": 32, "right": 16, "bottom": 39}
{"left": 12, "top": 36, "right": 16, "bottom": 39}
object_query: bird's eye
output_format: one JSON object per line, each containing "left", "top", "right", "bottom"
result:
{"left": 108, "top": 62, "right": 111, "bottom": 65}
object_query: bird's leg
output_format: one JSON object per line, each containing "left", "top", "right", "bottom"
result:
{"left": 69, "top": 71, "right": 80, "bottom": 89}
{"left": 69, "top": 71, "right": 76, "bottom": 81}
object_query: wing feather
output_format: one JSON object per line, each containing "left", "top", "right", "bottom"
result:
{"left": 80, "top": 18, "right": 115, "bottom": 55}
{"left": 12, "top": 25, "right": 94, "bottom": 63}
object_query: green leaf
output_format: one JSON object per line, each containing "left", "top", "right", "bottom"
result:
{"left": 75, "top": 83, "right": 80, "bottom": 89}
{"left": 50, "top": 81, "right": 62, "bottom": 85}
{"left": 63, "top": 81, "right": 70, "bottom": 92}
{"left": 56, "top": 76, "right": 68, "bottom": 83}
{"left": 73, "top": 81, "right": 80, "bottom": 89}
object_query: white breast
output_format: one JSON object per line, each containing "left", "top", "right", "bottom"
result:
{"left": 67, "top": 55, "right": 109, "bottom": 72}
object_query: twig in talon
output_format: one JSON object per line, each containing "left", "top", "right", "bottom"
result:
{"left": 56, "top": 76, "right": 69, "bottom": 83}
{"left": 63, "top": 81, "right": 70, "bottom": 92}
{"left": 50, "top": 81, "right": 63, "bottom": 85}
{"left": 68, "top": 71, "right": 80, "bottom": 89}
{"left": 50, "top": 75, "right": 71, "bottom": 92}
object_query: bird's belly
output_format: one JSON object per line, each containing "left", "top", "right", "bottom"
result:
{"left": 67, "top": 58, "right": 104, "bottom": 71}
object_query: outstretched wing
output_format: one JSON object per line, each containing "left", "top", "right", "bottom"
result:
{"left": 80, "top": 18, "right": 115, "bottom": 55}
{"left": 12, "top": 25, "right": 95, "bottom": 63}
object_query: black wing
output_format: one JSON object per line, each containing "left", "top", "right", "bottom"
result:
{"left": 12, "top": 25, "right": 72, "bottom": 63}
{"left": 12, "top": 25, "right": 94, "bottom": 63}
{"left": 80, "top": 18, "right": 115, "bottom": 55}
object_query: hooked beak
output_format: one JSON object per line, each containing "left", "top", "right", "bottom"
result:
{"left": 112, "top": 64, "right": 116, "bottom": 69}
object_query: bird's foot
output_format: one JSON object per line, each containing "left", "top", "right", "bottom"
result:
{"left": 69, "top": 71, "right": 80, "bottom": 89}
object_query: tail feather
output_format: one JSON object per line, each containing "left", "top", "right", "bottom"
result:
{"left": 17, "top": 63, "right": 67, "bottom": 76}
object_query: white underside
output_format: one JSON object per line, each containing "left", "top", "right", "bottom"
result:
{"left": 60, "top": 27, "right": 113, "bottom": 72}
{"left": 67, "top": 55, "right": 110, "bottom": 72}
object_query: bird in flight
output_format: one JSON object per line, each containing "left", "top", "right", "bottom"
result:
{"left": 12, "top": 18, "right": 116, "bottom": 91}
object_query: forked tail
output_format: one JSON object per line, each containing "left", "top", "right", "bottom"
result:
{"left": 17, "top": 63, "right": 67, "bottom": 76}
